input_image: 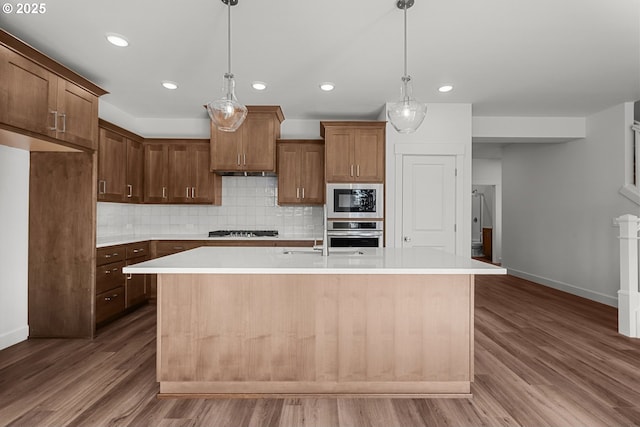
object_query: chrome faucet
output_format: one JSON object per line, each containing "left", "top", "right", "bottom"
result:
{"left": 313, "top": 204, "right": 329, "bottom": 256}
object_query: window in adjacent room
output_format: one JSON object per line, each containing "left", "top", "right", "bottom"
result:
{"left": 621, "top": 100, "right": 640, "bottom": 205}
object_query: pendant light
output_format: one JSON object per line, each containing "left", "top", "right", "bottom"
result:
{"left": 206, "top": 0, "right": 247, "bottom": 132}
{"left": 387, "top": 0, "right": 427, "bottom": 134}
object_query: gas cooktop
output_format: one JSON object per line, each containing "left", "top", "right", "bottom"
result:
{"left": 208, "top": 230, "right": 279, "bottom": 238}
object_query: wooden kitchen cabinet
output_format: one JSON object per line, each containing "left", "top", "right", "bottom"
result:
{"left": 98, "top": 121, "right": 145, "bottom": 203}
{"left": 96, "top": 241, "right": 150, "bottom": 327}
{"left": 145, "top": 140, "right": 221, "bottom": 205}
{"left": 125, "top": 241, "right": 149, "bottom": 308}
{"left": 210, "top": 106, "right": 284, "bottom": 173}
{"left": 97, "top": 128, "right": 126, "bottom": 201}
{"left": 0, "top": 42, "right": 101, "bottom": 151}
{"left": 277, "top": 140, "right": 324, "bottom": 205}
{"left": 321, "top": 121, "right": 385, "bottom": 183}
{"left": 144, "top": 142, "right": 169, "bottom": 203}
{"left": 168, "top": 143, "right": 220, "bottom": 204}
{"left": 126, "top": 138, "right": 144, "bottom": 203}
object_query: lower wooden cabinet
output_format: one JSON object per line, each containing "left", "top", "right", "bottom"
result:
{"left": 96, "top": 241, "right": 150, "bottom": 327}
{"left": 96, "top": 287, "right": 125, "bottom": 324}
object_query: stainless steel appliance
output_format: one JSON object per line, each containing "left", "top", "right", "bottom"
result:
{"left": 326, "top": 183, "right": 383, "bottom": 219}
{"left": 208, "top": 230, "right": 278, "bottom": 238}
{"left": 327, "top": 220, "right": 383, "bottom": 248}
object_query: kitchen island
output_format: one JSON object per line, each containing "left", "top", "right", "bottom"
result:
{"left": 124, "top": 246, "right": 506, "bottom": 398}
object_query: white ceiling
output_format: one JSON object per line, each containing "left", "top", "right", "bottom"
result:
{"left": 1, "top": 0, "right": 639, "bottom": 121}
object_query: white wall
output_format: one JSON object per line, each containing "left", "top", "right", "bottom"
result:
{"left": 0, "top": 145, "right": 29, "bottom": 349}
{"left": 472, "top": 158, "right": 503, "bottom": 263}
{"left": 384, "top": 103, "right": 473, "bottom": 256}
{"left": 502, "top": 102, "right": 638, "bottom": 306}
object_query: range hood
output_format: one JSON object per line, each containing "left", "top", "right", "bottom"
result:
{"left": 215, "top": 171, "right": 277, "bottom": 177}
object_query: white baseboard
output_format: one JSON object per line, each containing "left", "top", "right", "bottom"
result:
{"left": 0, "top": 325, "right": 29, "bottom": 350}
{"left": 507, "top": 268, "right": 618, "bottom": 307}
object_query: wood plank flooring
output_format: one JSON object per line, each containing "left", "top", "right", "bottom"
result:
{"left": 1, "top": 274, "right": 640, "bottom": 426}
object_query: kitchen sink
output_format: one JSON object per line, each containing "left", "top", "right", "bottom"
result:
{"left": 282, "top": 249, "right": 364, "bottom": 256}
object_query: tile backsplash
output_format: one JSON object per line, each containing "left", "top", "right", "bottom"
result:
{"left": 97, "top": 176, "right": 324, "bottom": 238}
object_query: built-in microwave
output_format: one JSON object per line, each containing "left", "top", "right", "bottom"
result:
{"left": 326, "top": 183, "right": 383, "bottom": 219}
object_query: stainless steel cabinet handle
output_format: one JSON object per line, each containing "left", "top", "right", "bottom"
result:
{"left": 237, "top": 153, "right": 241, "bottom": 166}
{"left": 302, "top": 187, "right": 305, "bottom": 199}
{"left": 350, "top": 164, "right": 354, "bottom": 177}
{"left": 60, "top": 113, "right": 66, "bottom": 133}
{"left": 127, "top": 184, "right": 133, "bottom": 198}
{"left": 404, "top": 236, "right": 412, "bottom": 242}
{"left": 162, "top": 187, "right": 167, "bottom": 198}
{"left": 98, "top": 180, "right": 106, "bottom": 194}
{"left": 296, "top": 188, "right": 300, "bottom": 199}
{"left": 186, "top": 187, "right": 190, "bottom": 198}
{"left": 104, "top": 269, "right": 111, "bottom": 274}
{"left": 127, "top": 274, "right": 132, "bottom": 280}
{"left": 243, "top": 153, "right": 246, "bottom": 165}
{"left": 192, "top": 187, "right": 195, "bottom": 198}
{"left": 49, "top": 111, "right": 58, "bottom": 131}
{"left": 104, "top": 293, "right": 118, "bottom": 301}
{"left": 356, "top": 165, "right": 360, "bottom": 177}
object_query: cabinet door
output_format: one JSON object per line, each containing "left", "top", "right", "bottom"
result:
{"left": 125, "top": 258, "right": 148, "bottom": 308}
{"left": 191, "top": 144, "right": 220, "bottom": 204}
{"left": 168, "top": 145, "right": 192, "bottom": 203}
{"left": 144, "top": 144, "right": 169, "bottom": 203}
{"left": 277, "top": 144, "right": 301, "bottom": 205}
{"left": 324, "top": 128, "right": 355, "bottom": 182}
{"left": 126, "top": 139, "right": 144, "bottom": 203}
{"left": 0, "top": 46, "right": 57, "bottom": 137}
{"left": 353, "top": 128, "right": 384, "bottom": 182}
{"left": 55, "top": 79, "right": 98, "bottom": 150}
{"left": 300, "top": 143, "right": 325, "bottom": 204}
{"left": 98, "top": 128, "right": 126, "bottom": 202}
{"left": 210, "top": 122, "right": 242, "bottom": 171}
{"left": 242, "top": 113, "right": 276, "bottom": 172}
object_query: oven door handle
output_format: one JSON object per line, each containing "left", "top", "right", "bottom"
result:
{"left": 327, "top": 231, "right": 383, "bottom": 237}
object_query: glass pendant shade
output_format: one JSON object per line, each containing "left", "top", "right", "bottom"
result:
{"left": 207, "top": 73, "right": 248, "bottom": 132}
{"left": 387, "top": 75, "right": 427, "bottom": 134}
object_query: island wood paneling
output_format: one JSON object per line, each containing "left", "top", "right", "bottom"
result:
{"left": 157, "top": 273, "right": 473, "bottom": 397}
{"left": 3, "top": 275, "right": 640, "bottom": 425}
{"left": 28, "top": 151, "right": 96, "bottom": 338}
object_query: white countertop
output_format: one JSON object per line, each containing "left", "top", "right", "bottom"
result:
{"left": 97, "top": 234, "right": 318, "bottom": 248}
{"left": 122, "top": 246, "right": 507, "bottom": 275}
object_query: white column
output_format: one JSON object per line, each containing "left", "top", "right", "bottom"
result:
{"left": 616, "top": 214, "right": 640, "bottom": 338}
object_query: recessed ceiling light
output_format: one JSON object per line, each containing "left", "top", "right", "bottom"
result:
{"left": 319, "top": 82, "right": 335, "bottom": 92}
{"left": 162, "top": 81, "right": 178, "bottom": 90}
{"left": 105, "top": 33, "right": 129, "bottom": 47}
{"left": 251, "top": 81, "right": 267, "bottom": 91}
{"left": 438, "top": 85, "right": 454, "bottom": 93}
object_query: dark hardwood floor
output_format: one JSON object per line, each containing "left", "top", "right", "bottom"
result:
{"left": 1, "top": 275, "right": 640, "bottom": 426}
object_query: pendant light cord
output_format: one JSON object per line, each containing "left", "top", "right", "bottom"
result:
{"left": 227, "top": 0, "right": 231, "bottom": 75}
{"left": 403, "top": 3, "right": 408, "bottom": 78}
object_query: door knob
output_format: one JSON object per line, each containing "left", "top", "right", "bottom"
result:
{"left": 404, "top": 236, "right": 411, "bottom": 242}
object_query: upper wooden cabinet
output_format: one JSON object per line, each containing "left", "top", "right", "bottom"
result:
{"left": 145, "top": 140, "right": 221, "bottom": 205}
{"left": 97, "top": 120, "right": 144, "bottom": 203}
{"left": 321, "top": 121, "right": 385, "bottom": 183}
{"left": 0, "top": 34, "right": 105, "bottom": 151}
{"left": 210, "top": 106, "right": 284, "bottom": 173}
{"left": 144, "top": 143, "right": 169, "bottom": 203}
{"left": 168, "top": 143, "right": 221, "bottom": 204}
{"left": 277, "top": 140, "right": 325, "bottom": 205}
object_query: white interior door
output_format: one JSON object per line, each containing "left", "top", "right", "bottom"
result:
{"left": 402, "top": 155, "right": 456, "bottom": 252}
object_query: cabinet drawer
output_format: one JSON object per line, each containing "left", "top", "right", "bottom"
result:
{"left": 97, "top": 245, "right": 126, "bottom": 266}
{"left": 96, "top": 260, "right": 125, "bottom": 294}
{"left": 126, "top": 241, "right": 149, "bottom": 260}
{"left": 95, "top": 286, "right": 125, "bottom": 324}
{"left": 155, "top": 241, "right": 203, "bottom": 257}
